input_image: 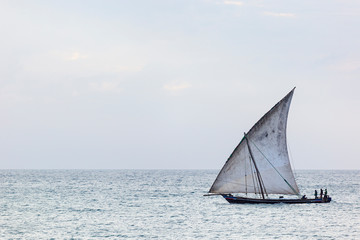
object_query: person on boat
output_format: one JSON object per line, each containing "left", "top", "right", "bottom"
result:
{"left": 314, "top": 190, "right": 318, "bottom": 199}
{"left": 324, "top": 189, "right": 328, "bottom": 199}
{"left": 320, "top": 189, "right": 323, "bottom": 199}
{"left": 301, "top": 195, "right": 307, "bottom": 199}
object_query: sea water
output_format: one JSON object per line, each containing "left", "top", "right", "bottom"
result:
{"left": 0, "top": 170, "right": 359, "bottom": 239}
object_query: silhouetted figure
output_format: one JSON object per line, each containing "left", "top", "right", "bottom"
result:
{"left": 324, "top": 189, "right": 328, "bottom": 199}
{"left": 320, "top": 188, "right": 323, "bottom": 199}
{"left": 314, "top": 190, "right": 318, "bottom": 199}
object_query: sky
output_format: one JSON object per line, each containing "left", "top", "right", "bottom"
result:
{"left": 1, "top": 0, "right": 359, "bottom": 169}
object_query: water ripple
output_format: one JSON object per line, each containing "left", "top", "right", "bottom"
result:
{"left": 0, "top": 169, "right": 359, "bottom": 239}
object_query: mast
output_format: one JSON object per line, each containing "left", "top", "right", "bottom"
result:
{"left": 208, "top": 88, "right": 300, "bottom": 196}
{"left": 247, "top": 137, "right": 301, "bottom": 197}
{"left": 245, "top": 133, "right": 266, "bottom": 199}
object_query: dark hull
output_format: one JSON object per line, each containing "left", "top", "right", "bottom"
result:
{"left": 223, "top": 195, "right": 331, "bottom": 204}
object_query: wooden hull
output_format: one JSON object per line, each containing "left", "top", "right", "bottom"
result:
{"left": 222, "top": 195, "right": 331, "bottom": 204}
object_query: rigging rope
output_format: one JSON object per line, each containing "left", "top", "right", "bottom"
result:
{"left": 247, "top": 137, "right": 300, "bottom": 196}
{"left": 249, "top": 155, "right": 257, "bottom": 194}
{"left": 245, "top": 155, "right": 247, "bottom": 195}
{"left": 287, "top": 141, "right": 298, "bottom": 181}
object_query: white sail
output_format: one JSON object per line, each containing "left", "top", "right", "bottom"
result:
{"left": 209, "top": 88, "right": 300, "bottom": 195}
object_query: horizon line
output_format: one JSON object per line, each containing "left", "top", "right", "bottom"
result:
{"left": 0, "top": 168, "right": 359, "bottom": 171}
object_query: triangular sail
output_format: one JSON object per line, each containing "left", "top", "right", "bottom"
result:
{"left": 209, "top": 88, "right": 300, "bottom": 195}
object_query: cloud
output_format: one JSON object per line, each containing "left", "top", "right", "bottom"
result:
{"left": 68, "top": 52, "right": 88, "bottom": 61}
{"left": 163, "top": 82, "right": 192, "bottom": 91}
{"left": 115, "top": 65, "right": 144, "bottom": 73}
{"left": 89, "top": 82, "right": 123, "bottom": 94}
{"left": 264, "top": 12, "right": 296, "bottom": 17}
{"left": 26, "top": 50, "right": 145, "bottom": 77}
{"left": 72, "top": 90, "right": 80, "bottom": 97}
{"left": 223, "top": 0, "right": 243, "bottom": 6}
{"left": 332, "top": 60, "right": 360, "bottom": 72}
{"left": 0, "top": 84, "right": 33, "bottom": 105}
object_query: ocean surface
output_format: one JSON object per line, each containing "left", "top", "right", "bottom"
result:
{"left": 0, "top": 170, "right": 359, "bottom": 239}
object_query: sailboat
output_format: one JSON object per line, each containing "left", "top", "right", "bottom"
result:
{"left": 206, "top": 88, "right": 331, "bottom": 204}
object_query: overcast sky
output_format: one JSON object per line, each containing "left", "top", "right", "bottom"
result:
{"left": 1, "top": 0, "right": 359, "bottom": 169}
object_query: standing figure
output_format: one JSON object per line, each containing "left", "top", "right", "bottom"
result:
{"left": 320, "top": 188, "right": 323, "bottom": 199}
{"left": 314, "top": 190, "right": 318, "bottom": 199}
{"left": 324, "top": 189, "right": 328, "bottom": 199}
